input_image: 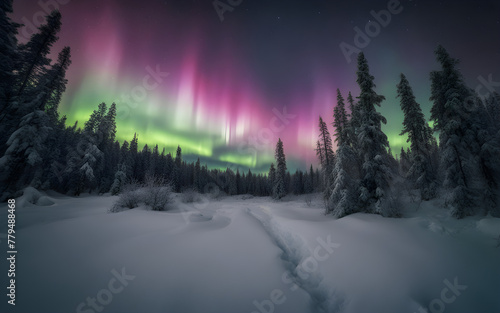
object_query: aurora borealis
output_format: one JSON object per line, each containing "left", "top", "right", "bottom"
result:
{"left": 11, "top": 0, "right": 500, "bottom": 172}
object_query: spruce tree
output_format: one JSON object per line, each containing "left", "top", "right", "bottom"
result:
{"left": 38, "top": 47, "right": 71, "bottom": 121}
{"left": 273, "top": 138, "right": 287, "bottom": 199}
{"left": 194, "top": 157, "right": 201, "bottom": 192}
{"left": 315, "top": 140, "right": 324, "bottom": 168}
{"left": 317, "top": 116, "right": 335, "bottom": 169}
{"left": 0, "top": 0, "right": 19, "bottom": 112}
{"left": 317, "top": 116, "right": 335, "bottom": 199}
{"left": 397, "top": 73, "right": 436, "bottom": 200}
{"left": 173, "top": 145, "right": 182, "bottom": 192}
{"left": 333, "top": 89, "right": 350, "bottom": 146}
{"left": 16, "top": 11, "right": 61, "bottom": 101}
{"left": 430, "top": 45, "right": 485, "bottom": 218}
{"left": 347, "top": 91, "right": 360, "bottom": 150}
{"left": 355, "top": 53, "right": 395, "bottom": 216}
{"left": 327, "top": 89, "right": 359, "bottom": 217}
{"left": 268, "top": 163, "right": 276, "bottom": 196}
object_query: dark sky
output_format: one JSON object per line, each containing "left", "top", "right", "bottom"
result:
{"left": 11, "top": 0, "right": 500, "bottom": 172}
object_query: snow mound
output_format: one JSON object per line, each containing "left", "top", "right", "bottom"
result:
{"left": 17, "top": 187, "right": 55, "bottom": 207}
{"left": 476, "top": 218, "right": 500, "bottom": 239}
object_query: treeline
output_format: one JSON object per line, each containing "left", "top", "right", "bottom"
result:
{"left": 317, "top": 50, "right": 500, "bottom": 218}
{"left": 0, "top": 4, "right": 320, "bottom": 200}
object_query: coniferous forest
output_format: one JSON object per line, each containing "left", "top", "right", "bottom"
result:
{"left": 1, "top": 4, "right": 500, "bottom": 219}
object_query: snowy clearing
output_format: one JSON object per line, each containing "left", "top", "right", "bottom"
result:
{"left": 0, "top": 191, "right": 499, "bottom": 313}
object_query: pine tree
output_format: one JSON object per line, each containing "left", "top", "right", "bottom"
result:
{"left": 327, "top": 89, "right": 359, "bottom": 216}
{"left": 315, "top": 140, "right": 324, "bottom": 168}
{"left": 0, "top": 11, "right": 65, "bottom": 193}
{"left": 273, "top": 138, "right": 287, "bottom": 199}
{"left": 173, "top": 145, "right": 182, "bottom": 192}
{"left": 333, "top": 89, "right": 350, "bottom": 146}
{"left": 474, "top": 93, "right": 500, "bottom": 216}
{"left": 268, "top": 163, "right": 276, "bottom": 195}
{"left": 15, "top": 11, "right": 60, "bottom": 95}
{"left": 194, "top": 157, "right": 201, "bottom": 192}
{"left": 303, "top": 165, "right": 314, "bottom": 193}
{"left": 399, "top": 147, "right": 410, "bottom": 176}
{"left": 129, "top": 133, "right": 140, "bottom": 180}
{"left": 317, "top": 116, "right": 335, "bottom": 199}
{"left": 0, "top": 109, "right": 51, "bottom": 197}
{"left": 38, "top": 47, "right": 71, "bottom": 121}
{"left": 67, "top": 103, "right": 110, "bottom": 194}
{"left": 430, "top": 45, "right": 484, "bottom": 218}
{"left": 355, "top": 52, "right": 395, "bottom": 216}
{"left": 317, "top": 117, "right": 335, "bottom": 169}
{"left": 397, "top": 73, "right": 436, "bottom": 200}
{"left": 235, "top": 169, "right": 241, "bottom": 194}
{"left": 347, "top": 91, "right": 360, "bottom": 150}
{"left": 0, "top": 0, "right": 19, "bottom": 112}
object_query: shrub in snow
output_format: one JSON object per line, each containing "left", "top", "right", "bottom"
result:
{"left": 142, "top": 176, "right": 172, "bottom": 211}
{"left": 110, "top": 182, "right": 141, "bottom": 212}
{"left": 22, "top": 187, "right": 42, "bottom": 204}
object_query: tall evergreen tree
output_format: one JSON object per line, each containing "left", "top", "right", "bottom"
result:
{"left": 15, "top": 10, "right": 62, "bottom": 100}
{"left": 347, "top": 91, "right": 361, "bottom": 149}
{"left": 356, "top": 53, "right": 395, "bottom": 216}
{"left": 273, "top": 138, "right": 287, "bottom": 199}
{"left": 38, "top": 47, "right": 71, "bottom": 120}
{"left": 327, "top": 89, "right": 359, "bottom": 217}
{"left": 397, "top": 73, "right": 437, "bottom": 200}
{"left": 317, "top": 116, "right": 335, "bottom": 169}
{"left": 194, "top": 157, "right": 201, "bottom": 192}
{"left": 333, "top": 89, "right": 350, "bottom": 146}
{"left": 315, "top": 140, "right": 324, "bottom": 168}
{"left": 317, "top": 116, "right": 335, "bottom": 199}
{"left": 268, "top": 163, "right": 276, "bottom": 195}
{"left": 430, "top": 45, "right": 487, "bottom": 218}
{"left": 173, "top": 145, "right": 182, "bottom": 192}
{"left": 0, "top": 0, "right": 19, "bottom": 112}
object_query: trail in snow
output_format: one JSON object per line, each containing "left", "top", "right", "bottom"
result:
{"left": 247, "top": 206, "right": 345, "bottom": 313}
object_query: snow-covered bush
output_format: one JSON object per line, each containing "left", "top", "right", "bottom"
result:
{"left": 110, "top": 176, "right": 172, "bottom": 212}
{"left": 23, "top": 186, "right": 42, "bottom": 204}
{"left": 143, "top": 176, "right": 172, "bottom": 211}
{"left": 110, "top": 182, "right": 141, "bottom": 212}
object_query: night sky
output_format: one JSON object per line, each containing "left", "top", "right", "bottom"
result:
{"left": 11, "top": 0, "right": 500, "bottom": 172}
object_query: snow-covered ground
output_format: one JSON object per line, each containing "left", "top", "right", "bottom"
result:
{"left": 0, "top": 190, "right": 499, "bottom": 313}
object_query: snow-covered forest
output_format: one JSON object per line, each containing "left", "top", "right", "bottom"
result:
{"left": 1, "top": 1, "right": 500, "bottom": 313}
{"left": 1, "top": 5, "right": 499, "bottom": 218}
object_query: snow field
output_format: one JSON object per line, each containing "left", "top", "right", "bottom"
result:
{"left": 0, "top": 191, "right": 498, "bottom": 313}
